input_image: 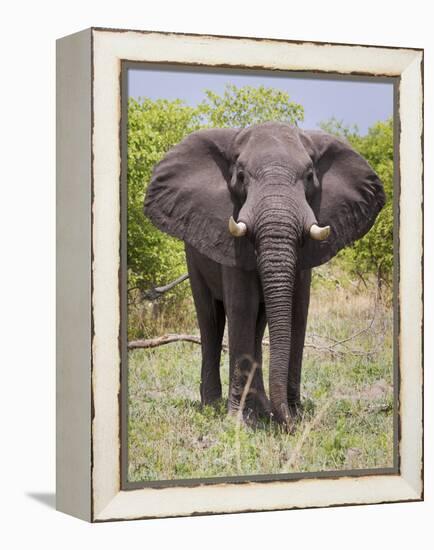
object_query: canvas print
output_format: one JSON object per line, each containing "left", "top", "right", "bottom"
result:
{"left": 124, "top": 65, "right": 395, "bottom": 484}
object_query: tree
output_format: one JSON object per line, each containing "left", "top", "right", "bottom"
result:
{"left": 127, "top": 97, "right": 202, "bottom": 294}
{"left": 198, "top": 84, "right": 304, "bottom": 128}
{"left": 320, "top": 117, "right": 394, "bottom": 287}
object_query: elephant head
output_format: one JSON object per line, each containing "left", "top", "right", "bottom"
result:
{"left": 144, "top": 122, "right": 385, "bottom": 427}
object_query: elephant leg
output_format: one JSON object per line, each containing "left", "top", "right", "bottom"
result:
{"left": 187, "top": 262, "right": 226, "bottom": 406}
{"left": 253, "top": 302, "right": 271, "bottom": 417}
{"left": 226, "top": 319, "right": 258, "bottom": 420}
{"left": 199, "top": 298, "right": 226, "bottom": 405}
{"left": 287, "top": 268, "right": 312, "bottom": 413}
{"left": 222, "top": 272, "right": 265, "bottom": 421}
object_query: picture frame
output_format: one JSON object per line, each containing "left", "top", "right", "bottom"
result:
{"left": 56, "top": 27, "right": 423, "bottom": 522}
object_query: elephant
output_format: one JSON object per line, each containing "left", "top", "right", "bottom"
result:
{"left": 144, "top": 121, "right": 385, "bottom": 431}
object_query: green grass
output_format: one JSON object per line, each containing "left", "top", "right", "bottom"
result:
{"left": 127, "top": 269, "right": 394, "bottom": 482}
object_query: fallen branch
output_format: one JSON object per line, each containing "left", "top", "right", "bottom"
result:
{"left": 128, "top": 333, "right": 202, "bottom": 350}
{"left": 129, "top": 273, "right": 190, "bottom": 301}
{"left": 263, "top": 337, "right": 378, "bottom": 358}
{"left": 128, "top": 329, "right": 378, "bottom": 357}
{"left": 303, "top": 341, "right": 378, "bottom": 358}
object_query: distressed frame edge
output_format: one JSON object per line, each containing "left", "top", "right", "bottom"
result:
{"left": 91, "top": 25, "right": 424, "bottom": 54}
{"left": 90, "top": 28, "right": 423, "bottom": 522}
{"left": 396, "top": 51, "right": 424, "bottom": 497}
{"left": 56, "top": 27, "right": 93, "bottom": 522}
{"left": 94, "top": 476, "right": 421, "bottom": 522}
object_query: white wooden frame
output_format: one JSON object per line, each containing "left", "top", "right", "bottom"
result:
{"left": 56, "top": 27, "right": 423, "bottom": 522}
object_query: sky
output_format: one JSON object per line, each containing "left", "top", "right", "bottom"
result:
{"left": 128, "top": 66, "right": 394, "bottom": 135}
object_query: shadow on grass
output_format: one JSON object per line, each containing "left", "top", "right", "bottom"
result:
{"left": 166, "top": 395, "right": 318, "bottom": 437}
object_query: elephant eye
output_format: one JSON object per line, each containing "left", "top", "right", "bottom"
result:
{"left": 304, "top": 168, "right": 317, "bottom": 200}
{"left": 237, "top": 170, "right": 245, "bottom": 185}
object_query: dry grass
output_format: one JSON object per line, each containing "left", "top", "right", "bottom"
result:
{"left": 127, "top": 262, "right": 394, "bottom": 482}
{"left": 128, "top": 291, "right": 197, "bottom": 340}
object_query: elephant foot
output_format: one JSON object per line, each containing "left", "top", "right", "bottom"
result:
{"left": 242, "top": 406, "right": 259, "bottom": 428}
{"left": 228, "top": 403, "right": 261, "bottom": 429}
{"left": 248, "top": 391, "right": 272, "bottom": 420}
{"left": 228, "top": 392, "right": 271, "bottom": 423}
{"left": 270, "top": 402, "right": 299, "bottom": 434}
{"left": 271, "top": 401, "right": 310, "bottom": 433}
{"left": 201, "top": 397, "right": 225, "bottom": 417}
{"left": 255, "top": 396, "right": 271, "bottom": 420}
{"left": 200, "top": 383, "right": 222, "bottom": 408}
{"left": 288, "top": 401, "right": 304, "bottom": 420}
{"left": 201, "top": 395, "right": 221, "bottom": 406}
{"left": 229, "top": 363, "right": 271, "bottom": 422}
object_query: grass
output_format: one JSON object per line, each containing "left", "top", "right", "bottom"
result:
{"left": 127, "top": 263, "right": 394, "bottom": 482}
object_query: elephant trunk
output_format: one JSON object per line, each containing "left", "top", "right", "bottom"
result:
{"left": 255, "top": 193, "right": 302, "bottom": 428}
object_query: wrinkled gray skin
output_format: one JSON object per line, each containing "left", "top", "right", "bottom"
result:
{"left": 144, "top": 122, "right": 385, "bottom": 431}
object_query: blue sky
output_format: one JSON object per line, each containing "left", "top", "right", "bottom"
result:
{"left": 128, "top": 66, "right": 393, "bottom": 135}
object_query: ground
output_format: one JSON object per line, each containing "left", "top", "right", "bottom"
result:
{"left": 127, "top": 262, "right": 394, "bottom": 482}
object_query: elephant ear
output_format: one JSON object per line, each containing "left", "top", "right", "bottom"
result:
{"left": 300, "top": 130, "right": 386, "bottom": 269}
{"left": 144, "top": 128, "right": 257, "bottom": 270}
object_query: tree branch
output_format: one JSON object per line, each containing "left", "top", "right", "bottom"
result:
{"left": 131, "top": 273, "right": 190, "bottom": 301}
{"left": 128, "top": 333, "right": 201, "bottom": 350}
{"left": 128, "top": 333, "right": 229, "bottom": 352}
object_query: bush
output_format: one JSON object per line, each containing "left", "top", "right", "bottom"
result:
{"left": 127, "top": 97, "right": 202, "bottom": 293}
{"left": 320, "top": 118, "right": 394, "bottom": 288}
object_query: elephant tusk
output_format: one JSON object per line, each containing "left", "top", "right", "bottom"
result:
{"left": 310, "top": 223, "right": 331, "bottom": 241}
{"left": 228, "top": 216, "right": 247, "bottom": 237}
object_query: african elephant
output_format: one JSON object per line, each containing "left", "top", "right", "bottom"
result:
{"left": 144, "top": 122, "right": 385, "bottom": 430}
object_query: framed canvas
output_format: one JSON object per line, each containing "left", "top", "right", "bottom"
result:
{"left": 56, "top": 27, "right": 423, "bottom": 522}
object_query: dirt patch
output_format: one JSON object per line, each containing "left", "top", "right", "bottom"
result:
{"left": 334, "top": 379, "right": 393, "bottom": 402}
